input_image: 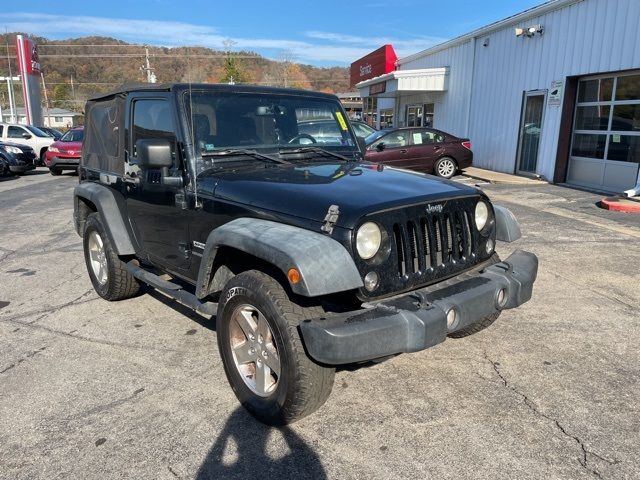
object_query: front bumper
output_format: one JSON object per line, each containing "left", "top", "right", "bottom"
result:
{"left": 9, "top": 163, "right": 36, "bottom": 173}
{"left": 299, "top": 250, "right": 538, "bottom": 365}
{"left": 47, "top": 156, "right": 80, "bottom": 169}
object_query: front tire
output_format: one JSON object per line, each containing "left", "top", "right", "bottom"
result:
{"left": 50, "top": 168, "right": 62, "bottom": 176}
{"left": 434, "top": 156, "right": 458, "bottom": 179}
{"left": 217, "top": 270, "right": 335, "bottom": 425}
{"left": 83, "top": 213, "right": 141, "bottom": 301}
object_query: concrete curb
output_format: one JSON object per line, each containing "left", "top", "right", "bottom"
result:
{"left": 599, "top": 196, "right": 640, "bottom": 213}
{"left": 461, "top": 167, "right": 548, "bottom": 186}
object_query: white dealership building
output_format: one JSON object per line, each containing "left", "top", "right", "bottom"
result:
{"left": 356, "top": 0, "right": 640, "bottom": 193}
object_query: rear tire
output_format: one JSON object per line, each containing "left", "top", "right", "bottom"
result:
{"left": 217, "top": 270, "right": 335, "bottom": 425}
{"left": 449, "top": 312, "right": 501, "bottom": 338}
{"left": 434, "top": 156, "right": 458, "bottom": 179}
{"left": 83, "top": 213, "right": 141, "bottom": 301}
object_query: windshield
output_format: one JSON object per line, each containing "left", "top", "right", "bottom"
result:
{"left": 364, "top": 130, "right": 387, "bottom": 145}
{"left": 184, "top": 91, "right": 358, "bottom": 174}
{"left": 60, "top": 129, "right": 84, "bottom": 142}
{"left": 25, "top": 125, "right": 50, "bottom": 138}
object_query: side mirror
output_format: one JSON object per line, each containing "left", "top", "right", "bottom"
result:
{"left": 136, "top": 139, "right": 173, "bottom": 169}
{"left": 376, "top": 142, "right": 386, "bottom": 152}
{"left": 22, "top": 132, "right": 32, "bottom": 139}
{"left": 135, "top": 138, "right": 183, "bottom": 188}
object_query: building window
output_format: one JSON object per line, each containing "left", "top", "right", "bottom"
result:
{"left": 363, "top": 97, "right": 377, "bottom": 127}
{"left": 54, "top": 116, "right": 63, "bottom": 122}
{"left": 571, "top": 74, "right": 640, "bottom": 164}
{"left": 380, "top": 109, "right": 394, "bottom": 128}
{"left": 406, "top": 103, "right": 435, "bottom": 127}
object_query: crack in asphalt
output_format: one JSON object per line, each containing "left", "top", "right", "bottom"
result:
{"left": 483, "top": 351, "right": 619, "bottom": 479}
{"left": 0, "top": 290, "right": 181, "bottom": 354}
{"left": 0, "top": 346, "right": 48, "bottom": 374}
{"left": 76, "top": 387, "right": 146, "bottom": 418}
{"left": 0, "top": 290, "right": 96, "bottom": 323}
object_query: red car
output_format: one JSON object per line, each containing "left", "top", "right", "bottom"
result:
{"left": 364, "top": 127, "right": 473, "bottom": 178}
{"left": 45, "top": 127, "right": 84, "bottom": 175}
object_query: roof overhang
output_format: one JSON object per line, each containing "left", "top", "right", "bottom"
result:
{"left": 355, "top": 67, "right": 449, "bottom": 98}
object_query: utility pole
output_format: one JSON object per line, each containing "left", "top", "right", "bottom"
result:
{"left": 141, "top": 46, "right": 156, "bottom": 83}
{"left": 41, "top": 72, "right": 51, "bottom": 127}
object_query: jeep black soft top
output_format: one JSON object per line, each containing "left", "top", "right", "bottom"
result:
{"left": 74, "top": 83, "right": 538, "bottom": 424}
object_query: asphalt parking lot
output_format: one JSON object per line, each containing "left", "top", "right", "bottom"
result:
{"left": 1, "top": 168, "right": 639, "bottom": 480}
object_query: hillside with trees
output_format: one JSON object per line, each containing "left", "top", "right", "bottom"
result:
{"left": 0, "top": 33, "right": 351, "bottom": 114}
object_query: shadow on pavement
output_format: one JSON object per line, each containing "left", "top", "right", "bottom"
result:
{"left": 195, "top": 407, "right": 327, "bottom": 480}
{"left": 146, "top": 288, "right": 217, "bottom": 331}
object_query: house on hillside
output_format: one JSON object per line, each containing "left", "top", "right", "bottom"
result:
{"left": 0, "top": 107, "right": 83, "bottom": 129}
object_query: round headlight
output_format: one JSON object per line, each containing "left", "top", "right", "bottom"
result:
{"left": 475, "top": 201, "right": 489, "bottom": 231}
{"left": 356, "top": 222, "right": 382, "bottom": 260}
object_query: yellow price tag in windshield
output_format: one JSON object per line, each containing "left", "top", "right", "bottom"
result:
{"left": 335, "top": 111, "right": 348, "bottom": 131}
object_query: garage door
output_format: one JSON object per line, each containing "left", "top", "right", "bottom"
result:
{"left": 567, "top": 72, "right": 640, "bottom": 192}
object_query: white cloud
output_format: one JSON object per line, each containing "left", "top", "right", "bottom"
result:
{"left": 1, "top": 13, "right": 445, "bottom": 64}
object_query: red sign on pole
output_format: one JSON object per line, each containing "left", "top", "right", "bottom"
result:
{"left": 15, "top": 36, "right": 41, "bottom": 75}
{"left": 350, "top": 45, "right": 397, "bottom": 87}
{"left": 15, "top": 35, "right": 43, "bottom": 125}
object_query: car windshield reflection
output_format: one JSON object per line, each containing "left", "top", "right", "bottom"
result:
{"left": 185, "top": 91, "right": 358, "bottom": 173}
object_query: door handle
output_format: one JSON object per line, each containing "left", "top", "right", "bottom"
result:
{"left": 400, "top": 149, "right": 407, "bottom": 154}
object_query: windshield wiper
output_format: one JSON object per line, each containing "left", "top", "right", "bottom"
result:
{"left": 202, "top": 148, "right": 290, "bottom": 165}
{"left": 278, "top": 146, "right": 352, "bottom": 162}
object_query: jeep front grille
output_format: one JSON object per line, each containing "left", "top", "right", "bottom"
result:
{"left": 353, "top": 195, "right": 494, "bottom": 299}
{"left": 392, "top": 209, "right": 474, "bottom": 276}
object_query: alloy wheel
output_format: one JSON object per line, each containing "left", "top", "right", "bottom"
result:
{"left": 437, "top": 158, "right": 455, "bottom": 177}
{"left": 88, "top": 231, "right": 108, "bottom": 285}
{"left": 229, "top": 304, "right": 280, "bottom": 397}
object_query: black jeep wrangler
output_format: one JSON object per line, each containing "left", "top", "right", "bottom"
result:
{"left": 74, "top": 83, "right": 537, "bottom": 425}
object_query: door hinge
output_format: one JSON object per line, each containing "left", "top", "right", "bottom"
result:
{"left": 178, "top": 242, "right": 191, "bottom": 259}
{"left": 175, "top": 192, "right": 188, "bottom": 210}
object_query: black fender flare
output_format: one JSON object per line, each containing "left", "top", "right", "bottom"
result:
{"left": 73, "top": 182, "right": 136, "bottom": 255}
{"left": 494, "top": 205, "right": 522, "bottom": 242}
{"left": 196, "top": 218, "right": 364, "bottom": 298}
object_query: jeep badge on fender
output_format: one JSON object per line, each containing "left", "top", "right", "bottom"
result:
{"left": 73, "top": 83, "right": 538, "bottom": 425}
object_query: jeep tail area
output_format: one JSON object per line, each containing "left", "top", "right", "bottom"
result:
{"left": 73, "top": 84, "right": 538, "bottom": 425}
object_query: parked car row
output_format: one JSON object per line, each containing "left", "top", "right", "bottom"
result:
{"left": 0, "top": 122, "right": 83, "bottom": 177}
{"left": 1, "top": 117, "right": 471, "bottom": 180}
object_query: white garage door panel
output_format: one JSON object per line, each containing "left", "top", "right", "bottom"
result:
{"left": 602, "top": 162, "right": 640, "bottom": 192}
{"left": 567, "top": 157, "right": 605, "bottom": 187}
{"left": 567, "top": 72, "right": 640, "bottom": 193}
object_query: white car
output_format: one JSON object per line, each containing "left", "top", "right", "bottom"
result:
{"left": 0, "top": 123, "right": 55, "bottom": 165}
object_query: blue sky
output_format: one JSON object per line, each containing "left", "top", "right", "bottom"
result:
{"left": 1, "top": 0, "right": 542, "bottom": 66}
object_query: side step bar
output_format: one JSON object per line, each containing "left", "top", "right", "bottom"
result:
{"left": 125, "top": 261, "right": 218, "bottom": 317}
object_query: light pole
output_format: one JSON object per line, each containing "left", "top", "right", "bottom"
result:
{"left": 0, "top": 76, "right": 20, "bottom": 123}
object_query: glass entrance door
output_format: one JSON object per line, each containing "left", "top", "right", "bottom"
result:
{"left": 517, "top": 91, "right": 546, "bottom": 174}
{"left": 406, "top": 105, "right": 423, "bottom": 127}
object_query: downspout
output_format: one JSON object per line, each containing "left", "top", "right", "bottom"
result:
{"left": 465, "top": 36, "right": 477, "bottom": 138}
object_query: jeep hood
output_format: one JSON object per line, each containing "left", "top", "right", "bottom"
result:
{"left": 200, "top": 162, "right": 479, "bottom": 228}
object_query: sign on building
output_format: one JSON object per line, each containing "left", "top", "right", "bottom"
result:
{"left": 350, "top": 45, "right": 397, "bottom": 88}
{"left": 548, "top": 80, "right": 564, "bottom": 106}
